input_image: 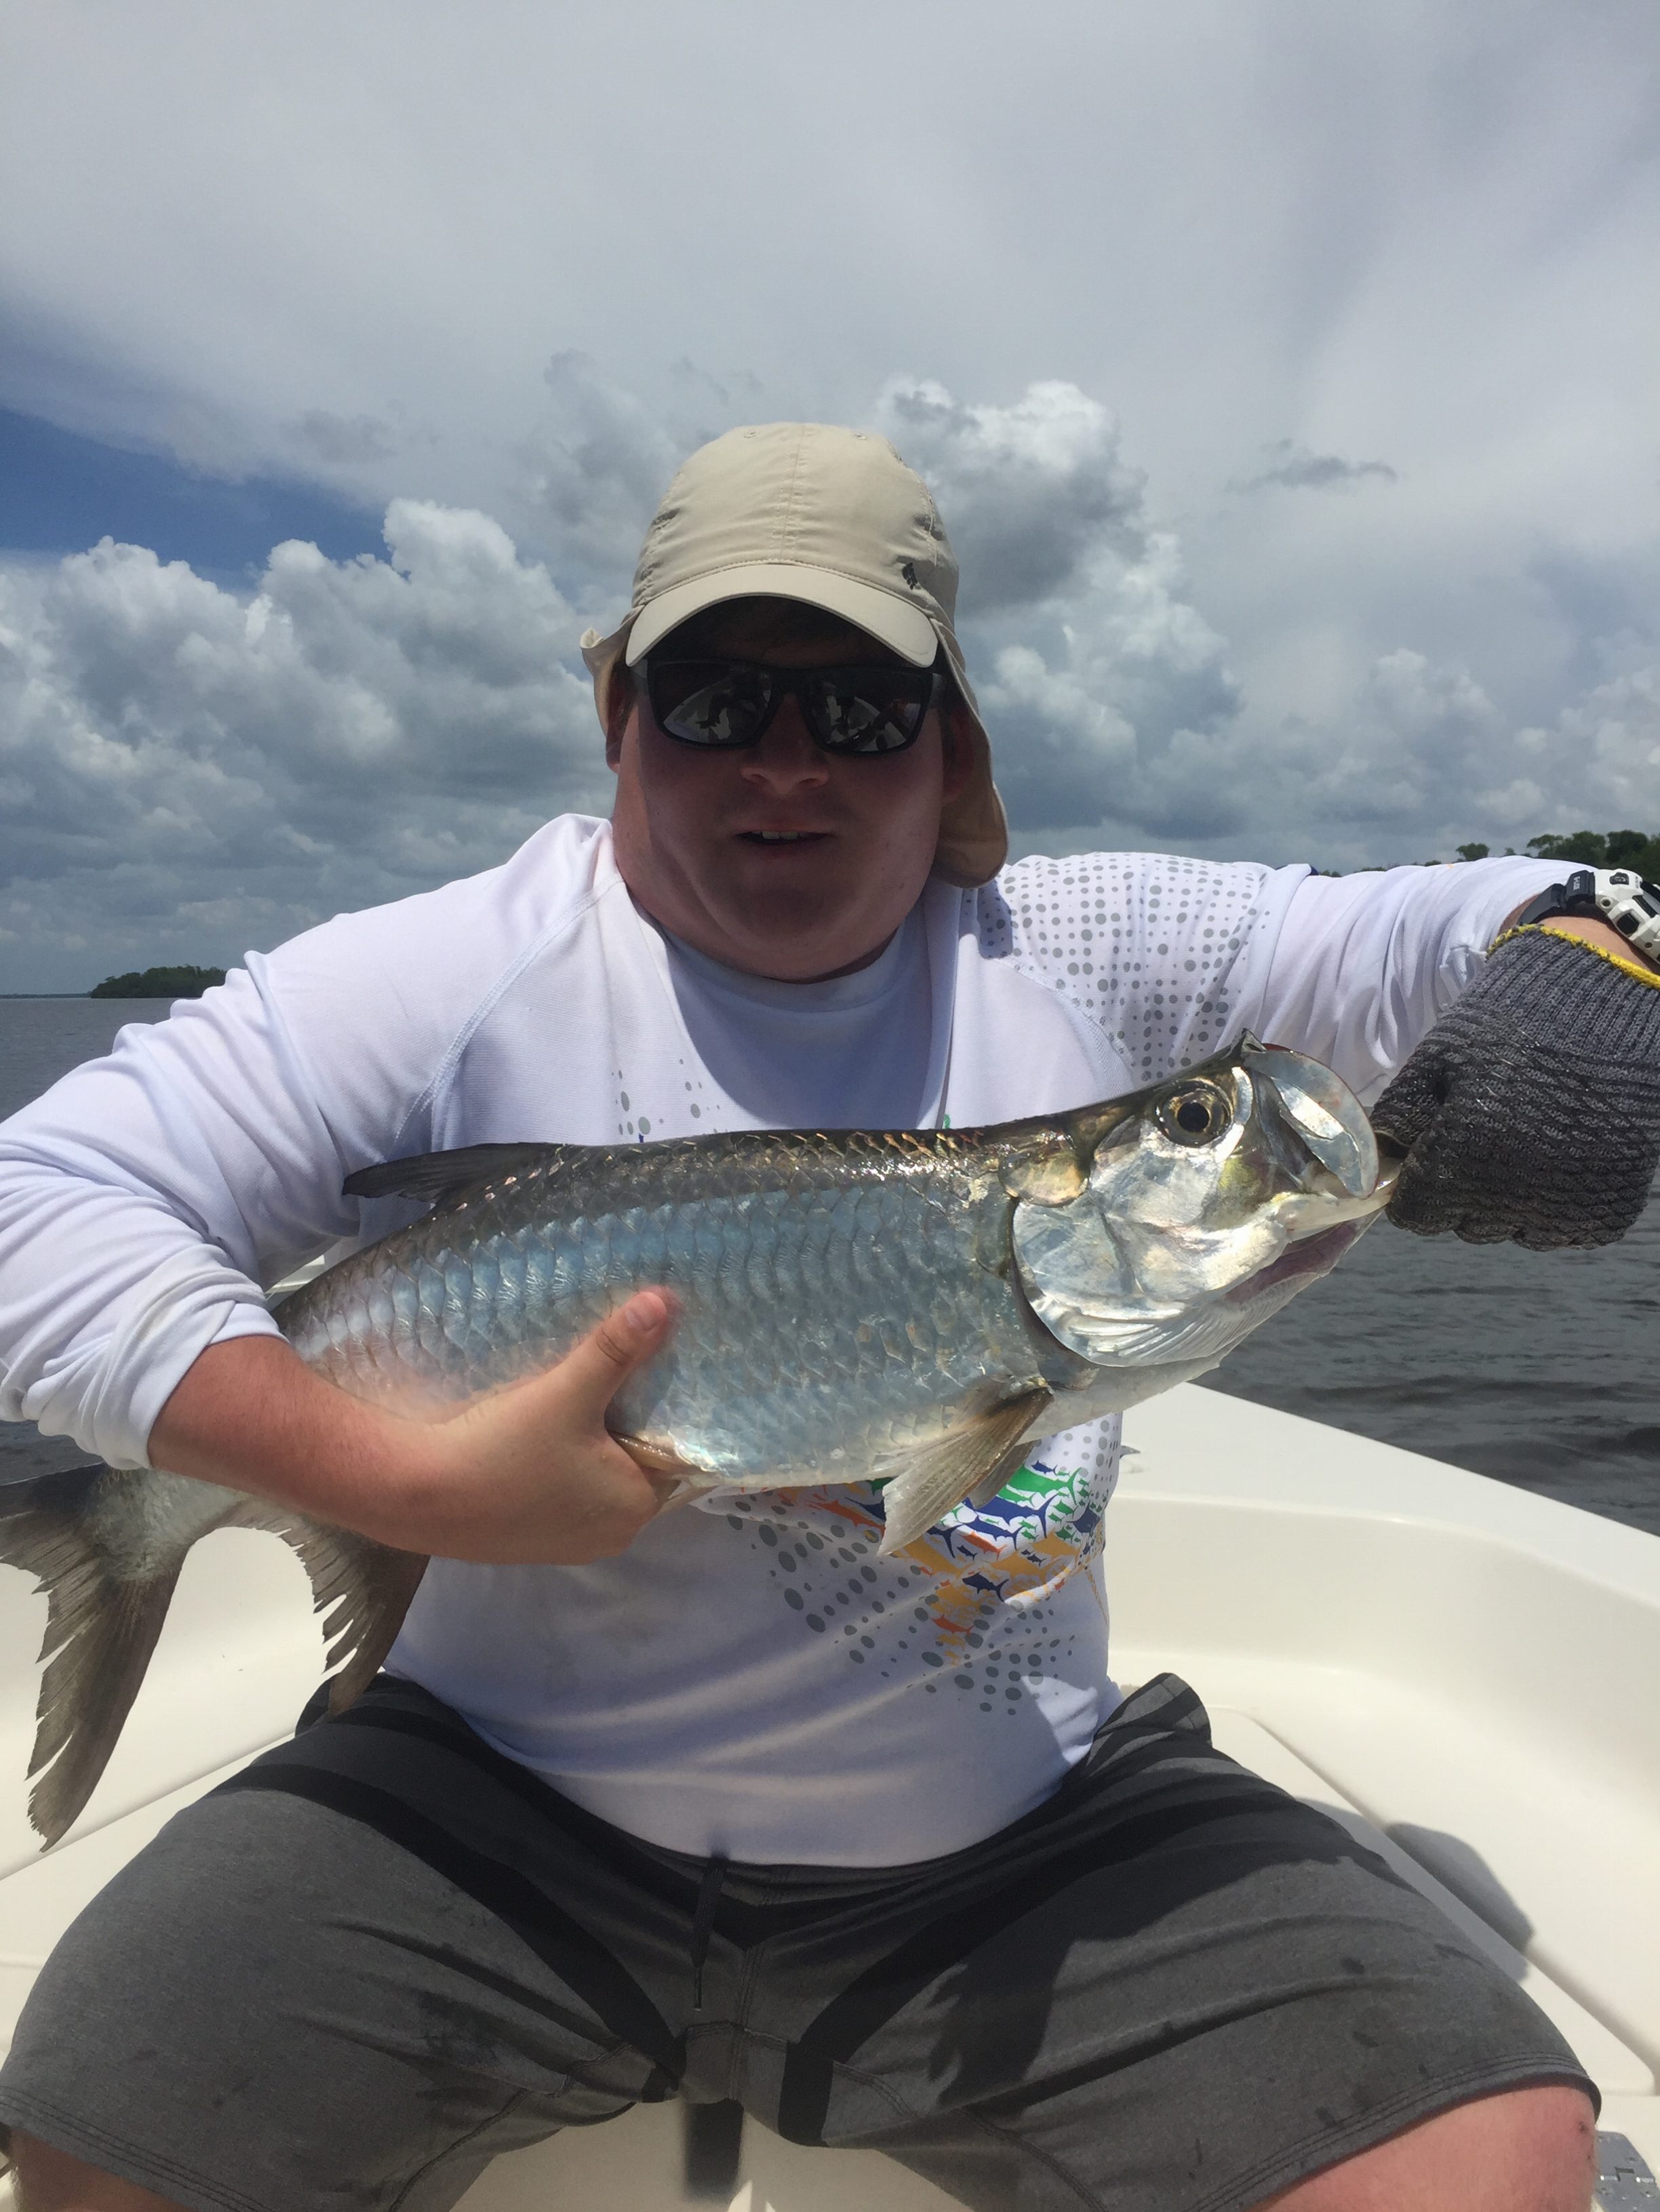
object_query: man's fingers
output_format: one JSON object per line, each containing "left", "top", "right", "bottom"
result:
{"left": 1370, "top": 1052, "right": 1444, "bottom": 1155}
{"left": 558, "top": 1289, "right": 677, "bottom": 1414}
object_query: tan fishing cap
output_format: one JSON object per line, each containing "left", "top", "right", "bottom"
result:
{"left": 580, "top": 421, "right": 1008, "bottom": 887}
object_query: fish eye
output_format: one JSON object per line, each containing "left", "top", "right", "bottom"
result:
{"left": 1155, "top": 1081, "right": 1229, "bottom": 1147}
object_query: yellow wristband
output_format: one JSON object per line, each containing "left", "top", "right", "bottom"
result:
{"left": 1488, "top": 922, "right": 1660, "bottom": 993}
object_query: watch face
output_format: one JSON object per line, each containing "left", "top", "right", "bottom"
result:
{"left": 1592, "top": 867, "right": 1660, "bottom": 961}
{"left": 1604, "top": 870, "right": 1660, "bottom": 901}
{"left": 1598, "top": 868, "right": 1660, "bottom": 904}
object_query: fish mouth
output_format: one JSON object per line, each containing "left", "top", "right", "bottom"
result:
{"left": 1249, "top": 1044, "right": 1379, "bottom": 1198}
{"left": 1225, "top": 1217, "right": 1370, "bottom": 1302}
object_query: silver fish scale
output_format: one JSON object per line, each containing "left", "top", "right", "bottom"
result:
{"left": 282, "top": 1131, "right": 1048, "bottom": 1485}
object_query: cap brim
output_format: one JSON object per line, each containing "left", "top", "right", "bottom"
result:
{"left": 625, "top": 563, "right": 939, "bottom": 667}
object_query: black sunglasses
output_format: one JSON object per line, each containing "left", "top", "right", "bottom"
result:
{"left": 644, "top": 657, "right": 941, "bottom": 757}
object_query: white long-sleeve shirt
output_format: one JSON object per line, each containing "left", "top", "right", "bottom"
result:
{"left": 0, "top": 822, "right": 1554, "bottom": 1862}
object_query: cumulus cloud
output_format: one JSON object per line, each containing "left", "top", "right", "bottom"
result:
{"left": 1235, "top": 439, "right": 1400, "bottom": 493}
{"left": 1511, "top": 667, "right": 1660, "bottom": 826}
{"left": 1, "top": 369, "right": 1258, "bottom": 985}
{"left": 3, "top": 364, "right": 1659, "bottom": 988}
{"left": 873, "top": 378, "right": 1147, "bottom": 616}
{"left": 883, "top": 374, "right": 1653, "bottom": 871}
{"left": 1113, "top": 646, "right": 1660, "bottom": 875}
{"left": 5, "top": 2, "right": 1653, "bottom": 847}
{"left": 888, "top": 377, "right": 1659, "bottom": 873}
{"left": 513, "top": 352, "right": 776, "bottom": 614}
{"left": 0, "top": 501, "right": 607, "bottom": 988}
{"left": 872, "top": 379, "right": 1243, "bottom": 835}
{"left": 514, "top": 355, "right": 689, "bottom": 611}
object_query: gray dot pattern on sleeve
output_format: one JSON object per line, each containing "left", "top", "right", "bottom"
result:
{"left": 973, "top": 851, "right": 1275, "bottom": 1085}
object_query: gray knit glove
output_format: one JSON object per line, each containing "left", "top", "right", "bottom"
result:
{"left": 1373, "top": 928, "right": 1660, "bottom": 1249}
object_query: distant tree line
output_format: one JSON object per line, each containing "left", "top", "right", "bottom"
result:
{"left": 1453, "top": 830, "right": 1660, "bottom": 878}
{"left": 1326, "top": 830, "right": 1660, "bottom": 877}
{"left": 89, "top": 965, "right": 226, "bottom": 1000}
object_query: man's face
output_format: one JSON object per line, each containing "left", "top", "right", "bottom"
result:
{"left": 607, "top": 600, "right": 972, "bottom": 982}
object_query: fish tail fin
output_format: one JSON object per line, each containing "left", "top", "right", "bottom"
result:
{"left": 876, "top": 1388, "right": 1052, "bottom": 1557}
{"left": 224, "top": 1502, "right": 428, "bottom": 1713}
{"left": 0, "top": 1472, "right": 185, "bottom": 1849}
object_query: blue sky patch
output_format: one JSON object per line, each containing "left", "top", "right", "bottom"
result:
{"left": 0, "top": 409, "right": 383, "bottom": 577}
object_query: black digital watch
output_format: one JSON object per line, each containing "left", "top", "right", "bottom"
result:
{"left": 1513, "top": 867, "right": 1660, "bottom": 967}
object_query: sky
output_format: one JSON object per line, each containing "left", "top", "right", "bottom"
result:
{"left": 1, "top": 0, "right": 1657, "bottom": 990}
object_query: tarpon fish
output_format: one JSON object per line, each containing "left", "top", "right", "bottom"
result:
{"left": 1, "top": 1037, "right": 1392, "bottom": 1847}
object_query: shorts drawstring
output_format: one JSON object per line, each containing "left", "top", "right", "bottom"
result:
{"left": 689, "top": 1855, "right": 728, "bottom": 2013}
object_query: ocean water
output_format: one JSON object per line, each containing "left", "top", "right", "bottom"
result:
{"left": 0, "top": 996, "right": 176, "bottom": 1125}
{"left": 1199, "top": 1206, "right": 1660, "bottom": 1538}
{"left": 1, "top": 999, "right": 1657, "bottom": 1537}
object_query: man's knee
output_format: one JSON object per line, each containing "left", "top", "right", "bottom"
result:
{"left": 9, "top": 2129, "right": 190, "bottom": 2212}
{"left": 1256, "top": 2082, "right": 1598, "bottom": 2211}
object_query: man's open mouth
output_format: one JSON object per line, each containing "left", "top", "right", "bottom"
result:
{"left": 737, "top": 830, "right": 827, "bottom": 845}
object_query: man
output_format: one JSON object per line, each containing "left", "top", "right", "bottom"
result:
{"left": 2, "top": 420, "right": 1655, "bottom": 2212}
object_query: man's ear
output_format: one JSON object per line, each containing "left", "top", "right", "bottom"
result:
{"left": 604, "top": 667, "right": 636, "bottom": 769}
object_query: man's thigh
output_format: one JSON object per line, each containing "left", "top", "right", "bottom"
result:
{"left": 0, "top": 1673, "right": 1600, "bottom": 2212}
{"left": 0, "top": 1687, "right": 688, "bottom": 2212}
{"left": 745, "top": 1677, "right": 1596, "bottom": 2212}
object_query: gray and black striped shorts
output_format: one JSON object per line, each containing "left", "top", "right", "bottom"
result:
{"left": 0, "top": 1672, "right": 1592, "bottom": 2212}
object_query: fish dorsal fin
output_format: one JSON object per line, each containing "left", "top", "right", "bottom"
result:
{"left": 0, "top": 1468, "right": 214, "bottom": 1848}
{"left": 342, "top": 1143, "right": 564, "bottom": 1209}
{"left": 224, "top": 1501, "right": 428, "bottom": 1714}
{"left": 875, "top": 1386, "right": 1052, "bottom": 1558}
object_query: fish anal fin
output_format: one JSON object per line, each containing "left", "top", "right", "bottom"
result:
{"left": 225, "top": 1502, "right": 428, "bottom": 1714}
{"left": 877, "top": 1388, "right": 1052, "bottom": 1559}
{"left": 342, "top": 1144, "right": 563, "bottom": 1209}
{"left": 0, "top": 1489, "right": 193, "bottom": 1850}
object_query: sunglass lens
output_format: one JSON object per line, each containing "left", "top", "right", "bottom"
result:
{"left": 650, "top": 661, "right": 771, "bottom": 747}
{"left": 808, "top": 669, "right": 930, "bottom": 754}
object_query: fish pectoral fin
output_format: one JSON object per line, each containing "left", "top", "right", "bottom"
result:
{"left": 224, "top": 1502, "right": 428, "bottom": 1714}
{"left": 0, "top": 1472, "right": 195, "bottom": 1851}
{"left": 611, "top": 1433, "right": 705, "bottom": 1515}
{"left": 612, "top": 1431, "right": 699, "bottom": 1478}
{"left": 967, "top": 1456, "right": 1023, "bottom": 1512}
{"left": 342, "top": 1143, "right": 564, "bottom": 1209}
{"left": 877, "top": 1388, "right": 1052, "bottom": 1559}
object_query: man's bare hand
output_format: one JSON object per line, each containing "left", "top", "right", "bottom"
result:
{"left": 148, "top": 1291, "right": 682, "bottom": 1566}
{"left": 404, "top": 1290, "right": 682, "bottom": 1562}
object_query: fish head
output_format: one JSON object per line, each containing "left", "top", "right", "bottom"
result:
{"left": 1012, "top": 1037, "right": 1392, "bottom": 1372}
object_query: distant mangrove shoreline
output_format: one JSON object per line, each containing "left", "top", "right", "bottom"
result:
{"left": 88, "top": 965, "right": 226, "bottom": 1001}
{"left": 1449, "top": 830, "right": 1660, "bottom": 875}
{"left": 1316, "top": 830, "right": 1660, "bottom": 876}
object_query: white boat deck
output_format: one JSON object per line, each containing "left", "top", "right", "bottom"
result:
{"left": 0, "top": 1385, "right": 1656, "bottom": 2209}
